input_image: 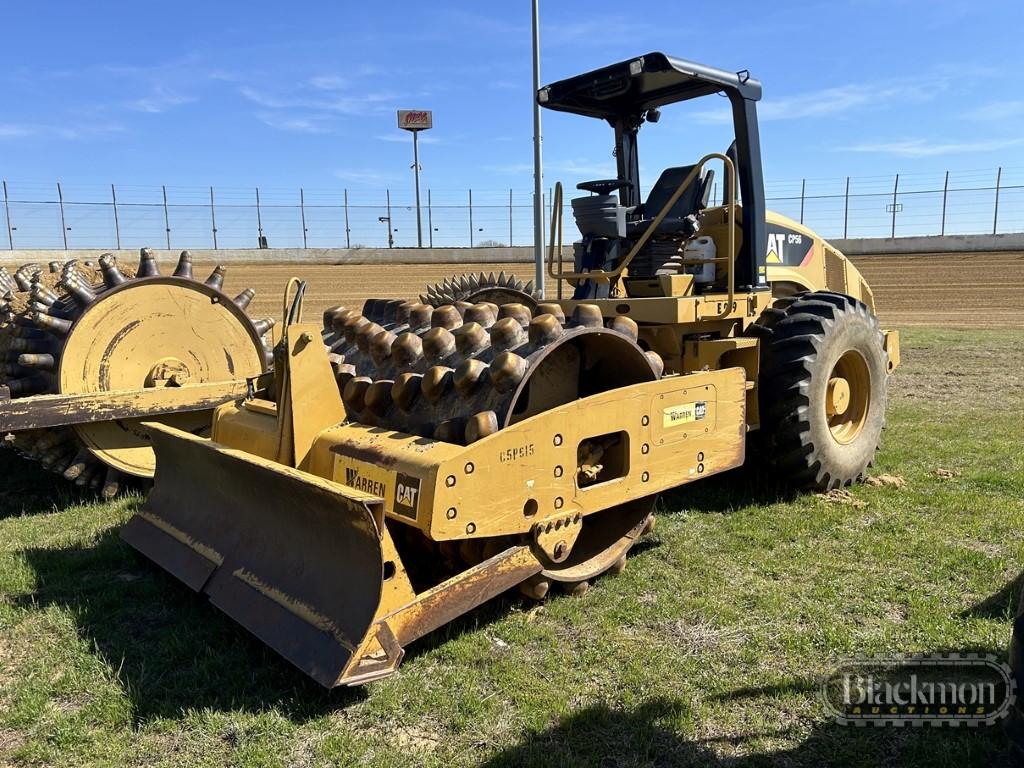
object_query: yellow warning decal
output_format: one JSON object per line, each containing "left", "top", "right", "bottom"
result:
{"left": 662, "top": 401, "right": 707, "bottom": 428}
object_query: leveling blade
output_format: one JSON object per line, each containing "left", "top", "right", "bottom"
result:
{"left": 121, "top": 423, "right": 387, "bottom": 687}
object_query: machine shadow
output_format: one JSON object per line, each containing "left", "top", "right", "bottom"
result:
{"left": 402, "top": 538, "right": 664, "bottom": 665}
{"left": 479, "top": 692, "right": 1005, "bottom": 767}
{"left": 16, "top": 527, "right": 366, "bottom": 723}
{"left": 659, "top": 458, "right": 799, "bottom": 517}
{"left": 962, "top": 569, "right": 1024, "bottom": 621}
{"left": 16, "top": 504, "right": 668, "bottom": 722}
{"left": 0, "top": 449, "right": 93, "bottom": 519}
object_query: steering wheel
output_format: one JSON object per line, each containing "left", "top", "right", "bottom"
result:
{"left": 576, "top": 179, "right": 633, "bottom": 195}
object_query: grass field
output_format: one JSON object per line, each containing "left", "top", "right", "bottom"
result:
{"left": 1, "top": 326, "right": 1022, "bottom": 767}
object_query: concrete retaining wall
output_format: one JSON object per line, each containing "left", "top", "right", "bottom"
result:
{"left": 830, "top": 232, "right": 1024, "bottom": 255}
{"left": 2, "top": 233, "right": 1021, "bottom": 267}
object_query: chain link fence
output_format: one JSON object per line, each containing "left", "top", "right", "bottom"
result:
{"left": 2, "top": 166, "right": 1022, "bottom": 250}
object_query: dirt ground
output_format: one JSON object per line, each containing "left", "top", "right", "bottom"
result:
{"left": 849, "top": 251, "right": 1024, "bottom": 330}
{"left": 199, "top": 250, "right": 1023, "bottom": 330}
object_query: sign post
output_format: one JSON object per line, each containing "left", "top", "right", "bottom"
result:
{"left": 398, "top": 110, "right": 432, "bottom": 248}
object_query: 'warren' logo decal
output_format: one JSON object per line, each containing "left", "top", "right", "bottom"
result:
{"left": 345, "top": 467, "right": 386, "bottom": 498}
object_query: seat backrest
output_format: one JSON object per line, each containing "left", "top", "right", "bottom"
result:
{"left": 699, "top": 169, "right": 715, "bottom": 207}
{"left": 643, "top": 165, "right": 704, "bottom": 221}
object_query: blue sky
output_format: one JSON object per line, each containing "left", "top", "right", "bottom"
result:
{"left": 1, "top": 1, "right": 1023, "bottom": 246}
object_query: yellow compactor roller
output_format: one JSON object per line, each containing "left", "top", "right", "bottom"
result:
{"left": 0, "top": 250, "right": 273, "bottom": 495}
{"left": 122, "top": 53, "right": 900, "bottom": 687}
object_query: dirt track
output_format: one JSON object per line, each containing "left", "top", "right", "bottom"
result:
{"left": 849, "top": 251, "right": 1024, "bottom": 330}
{"left": 205, "top": 251, "right": 1023, "bottom": 330}
{"left": 4, "top": 251, "right": 1020, "bottom": 330}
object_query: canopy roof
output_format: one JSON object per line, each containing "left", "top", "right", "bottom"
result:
{"left": 538, "top": 52, "right": 761, "bottom": 120}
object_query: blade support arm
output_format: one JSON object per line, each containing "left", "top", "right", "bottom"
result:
{"left": 1, "top": 380, "right": 251, "bottom": 432}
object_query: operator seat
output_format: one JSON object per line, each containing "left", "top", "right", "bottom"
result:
{"left": 626, "top": 165, "right": 714, "bottom": 237}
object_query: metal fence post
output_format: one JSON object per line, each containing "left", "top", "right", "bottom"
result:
{"left": 344, "top": 188, "right": 351, "bottom": 248}
{"left": 300, "top": 188, "right": 308, "bottom": 248}
{"left": 386, "top": 188, "right": 393, "bottom": 248}
{"left": 31, "top": 167, "right": 1014, "bottom": 254}
{"left": 111, "top": 184, "right": 121, "bottom": 250}
{"left": 162, "top": 185, "right": 171, "bottom": 249}
{"left": 255, "top": 187, "right": 264, "bottom": 246}
{"left": 993, "top": 166, "right": 1002, "bottom": 235}
{"left": 57, "top": 182, "right": 68, "bottom": 250}
{"left": 843, "top": 176, "right": 850, "bottom": 239}
{"left": 940, "top": 171, "right": 949, "bottom": 236}
{"left": 546, "top": 187, "right": 552, "bottom": 243}
{"left": 891, "top": 174, "right": 899, "bottom": 238}
{"left": 3, "top": 180, "right": 12, "bottom": 249}
{"left": 209, "top": 186, "right": 218, "bottom": 249}
{"left": 541, "top": 190, "right": 546, "bottom": 246}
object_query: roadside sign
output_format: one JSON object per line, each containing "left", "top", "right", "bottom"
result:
{"left": 398, "top": 110, "right": 432, "bottom": 131}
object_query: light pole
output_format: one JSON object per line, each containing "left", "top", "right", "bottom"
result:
{"left": 398, "top": 110, "right": 433, "bottom": 247}
{"left": 531, "top": 0, "right": 545, "bottom": 295}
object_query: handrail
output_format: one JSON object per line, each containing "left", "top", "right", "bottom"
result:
{"left": 547, "top": 182, "right": 565, "bottom": 299}
{"left": 546, "top": 152, "right": 738, "bottom": 318}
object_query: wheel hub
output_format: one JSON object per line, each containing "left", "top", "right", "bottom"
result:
{"left": 826, "top": 350, "right": 870, "bottom": 444}
{"left": 145, "top": 357, "right": 193, "bottom": 387}
{"left": 826, "top": 376, "right": 851, "bottom": 416}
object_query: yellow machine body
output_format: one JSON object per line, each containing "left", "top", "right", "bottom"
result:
{"left": 763, "top": 210, "right": 877, "bottom": 307}
{"left": 125, "top": 322, "right": 747, "bottom": 686}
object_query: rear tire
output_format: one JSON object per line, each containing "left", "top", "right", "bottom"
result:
{"left": 756, "top": 291, "right": 889, "bottom": 490}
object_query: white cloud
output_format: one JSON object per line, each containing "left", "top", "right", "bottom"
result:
{"left": 838, "top": 136, "right": 1024, "bottom": 157}
{"left": 694, "top": 74, "right": 946, "bottom": 125}
{"left": 0, "top": 124, "right": 32, "bottom": 138}
{"left": 126, "top": 86, "right": 194, "bottom": 113}
{"left": 437, "top": 9, "right": 523, "bottom": 36}
{"left": 0, "top": 122, "right": 124, "bottom": 140}
{"left": 240, "top": 85, "right": 395, "bottom": 116}
{"left": 257, "top": 112, "right": 332, "bottom": 134}
{"left": 963, "top": 101, "right": 1024, "bottom": 122}
{"left": 333, "top": 168, "right": 399, "bottom": 185}
{"left": 309, "top": 74, "right": 348, "bottom": 91}
{"left": 206, "top": 70, "right": 242, "bottom": 83}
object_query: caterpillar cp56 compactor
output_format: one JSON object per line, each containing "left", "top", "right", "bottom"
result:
{"left": 123, "top": 53, "right": 900, "bottom": 688}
